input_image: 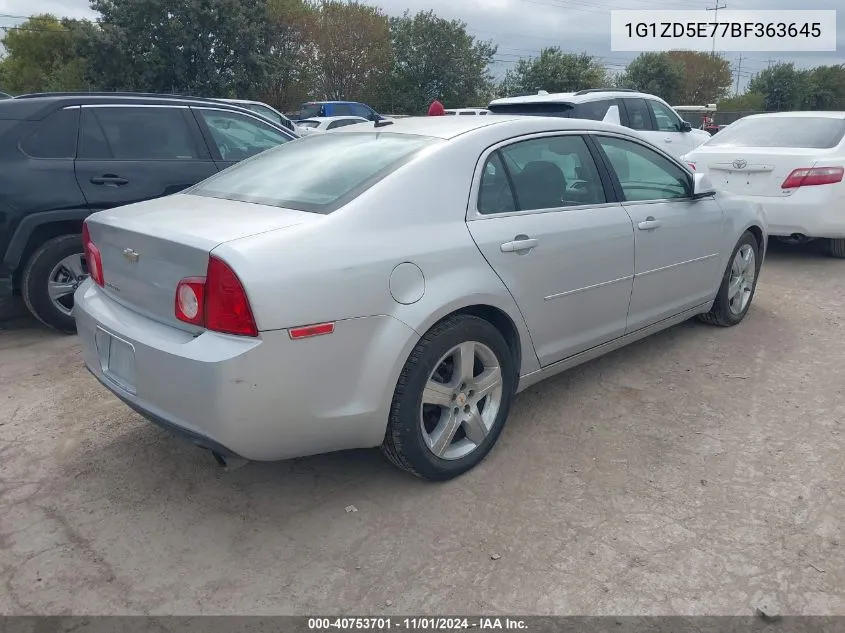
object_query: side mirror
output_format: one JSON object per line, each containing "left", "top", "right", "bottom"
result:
{"left": 680, "top": 120, "right": 693, "bottom": 132}
{"left": 692, "top": 172, "right": 716, "bottom": 198}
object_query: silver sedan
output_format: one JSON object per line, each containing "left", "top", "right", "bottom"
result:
{"left": 73, "top": 115, "right": 767, "bottom": 480}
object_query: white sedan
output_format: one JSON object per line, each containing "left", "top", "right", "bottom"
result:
{"left": 295, "top": 116, "right": 369, "bottom": 135}
{"left": 74, "top": 116, "right": 766, "bottom": 480}
{"left": 683, "top": 111, "right": 845, "bottom": 257}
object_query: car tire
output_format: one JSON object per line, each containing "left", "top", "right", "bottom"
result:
{"left": 826, "top": 238, "right": 845, "bottom": 259}
{"left": 21, "top": 234, "right": 85, "bottom": 334}
{"left": 698, "top": 230, "right": 760, "bottom": 327}
{"left": 382, "top": 314, "right": 516, "bottom": 481}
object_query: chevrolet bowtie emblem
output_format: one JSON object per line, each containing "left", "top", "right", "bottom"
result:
{"left": 122, "top": 248, "right": 140, "bottom": 263}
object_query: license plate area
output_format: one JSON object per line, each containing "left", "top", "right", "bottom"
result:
{"left": 94, "top": 327, "right": 137, "bottom": 394}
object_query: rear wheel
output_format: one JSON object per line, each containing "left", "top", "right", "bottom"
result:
{"left": 382, "top": 314, "right": 516, "bottom": 481}
{"left": 698, "top": 231, "right": 760, "bottom": 327}
{"left": 21, "top": 234, "right": 87, "bottom": 333}
{"left": 826, "top": 238, "right": 845, "bottom": 259}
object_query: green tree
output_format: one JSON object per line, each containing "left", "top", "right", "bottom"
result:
{"left": 311, "top": 0, "right": 391, "bottom": 103}
{"left": 261, "top": 0, "right": 318, "bottom": 111}
{"left": 89, "top": 0, "right": 274, "bottom": 97}
{"left": 386, "top": 10, "right": 497, "bottom": 115}
{"left": 747, "top": 62, "right": 809, "bottom": 111}
{"left": 667, "top": 51, "right": 732, "bottom": 104}
{"left": 803, "top": 64, "right": 845, "bottom": 110}
{"left": 0, "top": 15, "right": 95, "bottom": 93}
{"left": 498, "top": 48, "right": 607, "bottom": 97}
{"left": 717, "top": 92, "right": 765, "bottom": 112}
{"left": 617, "top": 52, "right": 684, "bottom": 104}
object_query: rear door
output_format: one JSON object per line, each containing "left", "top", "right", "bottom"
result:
{"left": 74, "top": 105, "right": 218, "bottom": 212}
{"left": 593, "top": 134, "right": 724, "bottom": 331}
{"left": 467, "top": 133, "right": 635, "bottom": 367}
{"left": 192, "top": 107, "right": 295, "bottom": 169}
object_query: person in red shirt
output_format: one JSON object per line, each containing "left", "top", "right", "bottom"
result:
{"left": 428, "top": 99, "right": 445, "bottom": 116}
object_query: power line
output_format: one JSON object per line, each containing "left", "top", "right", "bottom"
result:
{"left": 705, "top": 0, "right": 727, "bottom": 56}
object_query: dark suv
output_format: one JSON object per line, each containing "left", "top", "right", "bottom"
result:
{"left": 0, "top": 92, "right": 297, "bottom": 332}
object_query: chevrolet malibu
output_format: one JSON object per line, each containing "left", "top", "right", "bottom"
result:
{"left": 74, "top": 116, "right": 767, "bottom": 480}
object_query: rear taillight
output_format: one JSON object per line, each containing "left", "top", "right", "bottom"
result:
{"left": 781, "top": 166, "right": 844, "bottom": 189}
{"left": 174, "top": 256, "right": 258, "bottom": 337}
{"left": 82, "top": 221, "right": 104, "bottom": 287}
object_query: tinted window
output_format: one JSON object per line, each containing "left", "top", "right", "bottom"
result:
{"left": 300, "top": 103, "right": 323, "bottom": 118}
{"left": 79, "top": 107, "right": 199, "bottom": 160}
{"left": 623, "top": 98, "right": 653, "bottom": 131}
{"left": 349, "top": 103, "right": 373, "bottom": 119}
{"left": 331, "top": 103, "right": 354, "bottom": 116}
{"left": 571, "top": 100, "right": 615, "bottom": 121}
{"left": 597, "top": 136, "right": 690, "bottom": 201}
{"left": 197, "top": 108, "right": 290, "bottom": 161}
{"left": 190, "top": 132, "right": 440, "bottom": 214}
{"left": 445, "top": 111, "right": 457, "bottom": 115}
{"left": 704, "top": 116, "right": 845, "bottom": 149}
{"left": 488, "top": 102, "right": 575, "bottom": 117}
{"left": 326, "top": 118, "right": 365, "bottom": 130}
{"left": 648, "top": 100, "right": 682, "bottom": 132}
{"left": 478, "top": 152, "right": 517, "bottom": 215}
{"left": 20, "top": 108, "right": 79, "bottom": 158}
{"left": 496, "top": 135, "right": 606, "bottom": 211}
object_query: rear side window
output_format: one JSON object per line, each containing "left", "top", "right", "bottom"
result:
{"left": 79, "top": 107, "right": 200, "bottom": 160}
{"left": 247, "top": 104, "right": 283, "bottom": 125}
{"left": 623, "top": 98, "right": 653, "bottom": 131}
{"left": 571, "top": 100, "right": 616, "bottom": 121}
{"left": 20, "top": 108, "right": 79, "bottom": 159}
{"left": 705, "top": 116, "right": 845, "bottom": 149}
{"left": 331, "top": 103, "right": 354, "bottom": 116}
{"left": 189, "top": 132, "right": 441, "bottom": 214}
{"left": 487, "top": 102, "right": 575, "bottom": 117}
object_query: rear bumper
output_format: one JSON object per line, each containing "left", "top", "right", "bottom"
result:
{"left": 731, "top": 192, "right": 845, "bottom": 239}
{"left": 73, "top": 280, "right": 419, "bottom": 461}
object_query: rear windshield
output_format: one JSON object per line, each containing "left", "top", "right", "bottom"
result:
{"left": 189, "top": 132, "right": 441, "bottom": 214}
{"left": 488, "top": 102, "right": 575, "bottom": 117}
{"left": 706, "top": 116, "right": 845, "bottom": 149}
{"left": 299, "top": 103, "right": 322, "bottom": 118}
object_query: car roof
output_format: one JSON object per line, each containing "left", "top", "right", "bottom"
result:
{"left": 330, "top": 114, "right": 635, "bottom": 140}
{"left": 740, "top": 111, "right": 845, "bottom": 120}
{"left": 0, "top": 92, "right": 286, "bottom": 122}
{"left": 490, "top": 89, "right": 657, "bottom": 106}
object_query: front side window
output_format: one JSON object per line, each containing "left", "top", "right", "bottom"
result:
{"left": 349, "top": 103, "right": 374, "bottom": 119}
{"left": 299, "top": 103, "right": 323, "bottom": 118}
{"left": 189, "top": 132, "right": 441, "bottom": 214}
{"left": 247, "top": 104, "right": 284, "bottom": 125}
{"left": 20, "top": 107, "right": 79, "bottom": 159}
{"left": 597, "top": 136, "right": 690, "bottom": 201}
{"left": 623, "top": 98, "right": 653, "bottom": 131}
{"left": 481, "top": 135, "right": 606, "bottom": 213}
{"left": 197, "top": 108, "right": 291, "bottom": 161}
{"left": 79, "top": 107, "right": 200, "bottom": 160}
{"left": 648, "top": 100, "right": 682, "bottom": 132}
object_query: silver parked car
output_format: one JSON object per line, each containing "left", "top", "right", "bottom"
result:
{"left": 74, "top": 116, "right": 767, "bottom": 480}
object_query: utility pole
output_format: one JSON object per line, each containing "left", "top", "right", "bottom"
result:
{"left": 735, "top": 53, "right": 742, "bottom": 95}
{"left": 706, "top": 0, "right": 727, "bottom": 56}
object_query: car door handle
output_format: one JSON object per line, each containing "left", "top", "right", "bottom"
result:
{"left": 501, "top": 237, "right": 538, "bottom": 253}
{"left": 90, "top": 175, "right": 129, "bottom": 186}
{"left": 638, "top": 217, "right": 661, "bottom": 231}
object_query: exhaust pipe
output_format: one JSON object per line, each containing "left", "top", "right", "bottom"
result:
{"left": 211, "top": 451, "right": 250, "bottom": 471}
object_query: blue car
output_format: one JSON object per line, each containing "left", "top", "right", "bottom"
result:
{"left": 296, "top": 100, "right": 382, "bottom": 121}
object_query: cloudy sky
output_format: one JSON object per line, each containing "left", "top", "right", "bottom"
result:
{"left": 1, "top": 0, "right": 842, "bottom": 92}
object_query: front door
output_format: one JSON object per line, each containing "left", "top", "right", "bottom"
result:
{"left": 593, "top": 134, "right": 724, "bottom": 332}
{"left": 74, "top": 105, "right": 218, "bottom": 211}
{"left": 467, "top": 133, "right": 635, "bottom": 367}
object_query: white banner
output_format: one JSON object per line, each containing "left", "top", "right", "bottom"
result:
{"left": 610, "top": 10, "right": 837, "bottom": 52}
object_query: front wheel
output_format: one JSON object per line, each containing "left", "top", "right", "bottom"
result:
{"left": 382, "top": 314, "right": 516, "bottom": 481}
{"left": 698, "top": 231, "right": 760, "bottom": 327}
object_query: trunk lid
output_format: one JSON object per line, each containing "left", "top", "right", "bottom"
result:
{"left": 86, "top": 193, "right": 319, "bottom": 328}
{"left": 689, "top": 147, "right": 829, "bottom": 197}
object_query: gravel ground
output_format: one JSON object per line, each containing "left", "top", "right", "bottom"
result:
{"left": 1, "top": 241, "right": 844, "bottom": 616}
